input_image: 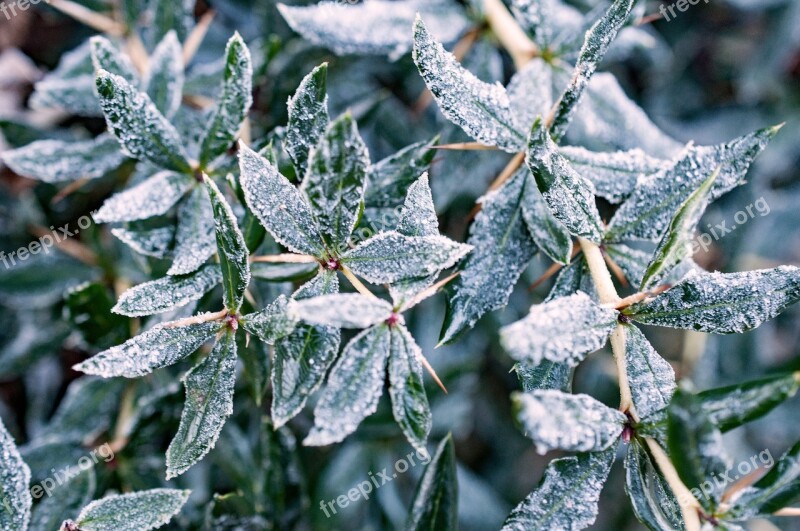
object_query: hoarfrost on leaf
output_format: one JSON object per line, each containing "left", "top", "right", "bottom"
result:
{"left": 94, "top": 171, "right": 192, "bottom": 223}
{"left": 145, "top": 31, "right": 185, "bottom": 119}
{"left": 0, "top": 417, "right": 32, "bottom": 531}
{"left": 623, "top": 325, "right": 675, "bottom": 418}
{"left": 521, "top": 170, "right": 573, "bottom": 265}
{"left": 168, "top": 186, "right": 217, "bottom": 275}
{"left": 388, "top": 325, "right": 431, "bottom": 454}
{"left": 285, "top": 63, "right": 329, "bottom": 174}
{"left": 74, "top": 488, "right": 190, "bottom": 531}
{"left": 112, "top": 226, "right": 174, "bottom": 259}
{"left": 290, "top": 293, "right": 393, "bottom": 329}
{"left": 241, "top": 295, "right": 297, "bottom": 345}
{"left": 112, "top": 265, "right": 223, "bottom": 317}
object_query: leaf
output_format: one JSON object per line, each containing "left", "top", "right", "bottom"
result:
{"left": 2, "top": 133, "right": 126, "bottom": 183}
{"left": 145, "top": 31, "right": 184, "bottom": 119}
{"left": 241, "top": 295, "right": 296, "bottom": 344}
{"left": 30, "top": 41, "right": 100, "bottom": 116}
{"left": 149, "top": 0, "right": 194, "bottom": 44}
{"left": 74, "top": 320, "right": 222, "bottom": 377}
{"left": 291, "top": 293, "right": 393, "bottom": 329}
{"left": 501, "top": 292, "right": 618, "bottom": 367}
{"left": 271, "top": 271, "right": 341, "bottom": 428}
{"left": 239, "top": 142, "right": 325, "bottom": 256}
{"left": 501, "top": 445, "right": 616, "bottom": 531}
{"left": 603, "top": 243, "right": 652, "bottom": 287}
{"left": 89, "top": 36, "right": 138, "bottom": 84}
{"left": 113, "top": 264, "right": 222, "bottom": 317}
{"left": 199, "top": 33, "right": 253, "bottom": 167}
{"left": 527, "top": 117, "right": 605, "bottom": 242}
{"left": 279, "top": 0, "right": 469, "bottom": 60}
{"left": 521, "top": 171, "right": 573, "bottom": 264}
{"left": 304, "top": 324, "right": 391, "bottom": 446}
{"left": 413, "top": 16, "right": 523, "bottom": 152}
{"left": 726, "top": 441, "right": 800, "bottom": 520}
{"left": 627, "top": 266, "right": 800, "bottom": 334}
{"left": 405, "top": 434, "right": 457, "bottom": 531}
{"left": 168, "top": 185, "right": 217, "bottom": 275}
{"left": 73, "top": 488, "right": 190, "bottom": 531}
{"left": 640, "top": 169, "right": 718, "bottom": 290}
{"left": 342, "top": 231, "right": 471, "bottom": 284}
{"left": 625, "top": 439, "right": 684, "bottom": 531}
{"left": 250, "top": 261, "right": 318, "bottom": 282}
{"left": 95, "top": 70, "right": 193, "bottom": 173}
{"left": 285, "top": 63, "right": 329, "bottom": 174}
{"left": 388, "top": 325, "right": 432, "bottom": 453}
{"left": 365, "top": 139, "right": 438, "bottom": 212}
{"left": 95, "top": 170, "right": 192, "bottom": 223}
{"left": 39, "top": 377, "right": 125, "bottom": 442}
{"left": 513, "top": 390, "right": 626, "bottom": 454}
{"left": 302, "top": 113, "right": 370, "bottom": 248}
{"left": 605, "top": 125, "right": 780, "bottom": 242}
{"left": 623, "top": 325, "right": 675, "bottom": 418}
{"left": 439, "top": 172, "right": 538, "bottom": 345}
{"left": 0, "top": 417, "right": 32, "bottom": 531}
{"left": 112, "top": 226, "right": 174, "bottom": 259}
{"left": 506, "top": 58, "right": 554, "bottom": 136}
{"left": 31, "top": 467, "right": 95, "bottom": 531}
{"left": 205, "top": 177, "right": 250, "bottom": 313}
{"left": 514, "top": 360, "right": 572, "bottom": 392}
{"left": 166, "top": 330, "right": 238, "bottom": 478}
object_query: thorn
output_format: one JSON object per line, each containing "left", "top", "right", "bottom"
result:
{"left": 402, "top": 272, "right": 460, "bottom": 311}
{"left": 415, "top": 350, "right": 448, "bottom": 394}
{"left": 51, "top": 177, "right": 89, "bottom": 205}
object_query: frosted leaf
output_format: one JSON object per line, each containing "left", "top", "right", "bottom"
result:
{"left": 528, "top": 118, "right": 605, "bottom": 242}
{"left": 500, "top": 292, "right": 618, "bottom": 367}
{"left": 278, "top": 0, "right": 469, "bottom": 61}
{"left": 413, "top": 16, "right": 524, "bottom": 152}
{"left": 2, "top": 133, "right": 126, "bottom": 183}
{"left": 242, "top": 295, "right": 297, "bottom": 344}
{"left": 285, "top": 63, "right": 329, "bottom": 174}
{"left": 290, "top": 293, "right": 393, "bottom": 329}
{"left": 406, "top": 435, "right": 457, "bottom": 529}
{"left": 0, "top": 417, "right": 32, "bottom": 531}
{"left": 74, "top": 488, "right": 190, "bottom": 531}
{"left": 96, "top": 70, "right": 193, "bottom": 173}
{"left": 521, "top": 169, "right": 573, "bottom": 265}
{"left": 199, "top": 34, "right": 253, "bottom": 167}
{"left": 623, "top": 325, "right": 675, "bottom": 418}
{"left": 606, "top": 125, "right": 779, "bottom": 242}
{"left": 365, "top": 138, "right": 437, "bottom": 215}
{"left": 145, "top": 31, "right": 184, "bottom": 119}
{"left": 627, "top": 266, "right": 800, "bottom": 334}
{"left": 625, "top": 440, "right": 684, "bottom": 531}
{"left": 304, "top": 325, "right": 391, "bottom": 446}
{"left": 514, "top": 390, "right": 625, "bottom": 454}
{"left": 514, "top": 360, "right": 572, "bottom": 392}
{"left": 250, "top": 261, "right": 319, "bottom": 282}
{"left": 603, "top": 244, "right": 651, "bottom": 287}
{"left": 149, "top": 0, "right": 194, "bottom": 45}
{"left": 30, "top": 41, "right": 100, "bottom": 116}
{"left": 112, "top": 265, "right": 222, "bottom": 317}
{"left": 94, "top": 171, "right": 192, "bottom": 223}
{"left": 168, "top": 186, "right": 216, "bottom": 275}
{"left": 510, "top": 0, "right": 555, "bottom": 47}
{"left": 439, "top": 173, "right": 538, "bottom": 345}
{"left": 74, "top": 320, "right": 222, "bottom": 377}
{"left": 166, "top": 331, "right": 237, "bottom": 478}
{"left": 726, "top": 441, "right": 800, "bottom": 520}
{"left": 302, "top": 113, "right": 369, "bottom": 247}
{"left": 205, "top": 177, "right": 250, "bottom": 313}
{"left": 112, "top": 226, "right": 174, "bottom": 259}
{"left": 559, "top": 145, "right": 668, "bottom": 204}
{"left": 239, "top": 142, "right": 325, "bottom": 256}
{"left": 342, "top": 231, "right": 471, "bottom": 284}
{"left": 388, "top": 325, "right": 432, "bottom": 453}
{"left": 507, "top": 58, "right": 554, "bottom": 136}
{"left": 271, "top": 271, "right": 341, "bottom": 428}
{"left": 545, "top": 257, "right": 597, "bottom": 302}
{"left": 90, "top": 36, "right": 139, "bottom": 85}
{"left": 502, "top": 445, "right": 616, "bottom": 531}
{"left": 30, "top": 466, "right": 94, "bottom": 531}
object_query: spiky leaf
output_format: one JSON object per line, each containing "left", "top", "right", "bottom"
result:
{"left": 285, "top": 63, "right": 329, "bottom": 174}
{"left": 112, "top": 265, "right": 222, "bottom": 317}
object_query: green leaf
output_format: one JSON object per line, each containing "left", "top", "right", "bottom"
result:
{"left": 241, "top": 295, "right": 296, "bottom": 344}
{"left": 168, "top": 185, "right": 217, "bottom": 275}
{"left": 149, "top": 0, "right": 194, "bottom": 44}
{"left": 624, "top": 439, "right": 684, "bottom": 531}
{"left": 285, "top": 63, "right": 329, "bottom": 174}
{"left": 39, "top": 377, "right": 125, "bottom": 442}
{"left": 527, "top": 118, "right": 605, "bottom": 242}
{"left": 95, "top": 70, "right": 193, "bottom": 173}
{"left": 439, "top": 171, "right": 538, "bottom": 345}
{"left": 89, "top": 36, "right": 138, "bottom": 84}
{"left": 365, "top": 139, "right": 438, "bottom": 212}
{"left": 199, "top": 33, "right": 253, "bottom": 167}
{"left": 627, "top": 266, "right": 800, "bottom": 334}
{"left": 342, "top": 231, "right": 471, "bottom": 284}
{"left": 506, "top": 59, "right": 554, "bottom": 137}
{"left": 291, "top": 293, "right": 393, "bottom": 329}
{"left": 113, "top": 264, "right": 223, "bottom": 317}
{"left": 31, "top": 41, "right": 100, "bottom": 116}
{"left": 95, "top": 170, "right": 192, "bottom": 223}
{"left": 0, "top": 417, "right": 32, "bottom": 531}
{"left": 31, "top": 467, "right": 95, "bottom": 531}
{"left": 1, "top": 133, "right": 126, "bottom": 183}
{"left": 623, "top": 325, "right": 675, "bottom": 419}
{"left": 74, "top": 320, "right": 222, "bottom": 377}
{"left": 302, "top": 113, "right": 370, "bottom": 248}
{"left": 112, "top": 226, "right": 174, "bottom": 259}
{"left": 640, "top": 169, "right": 718, "bottom": 290}
{"left": 304, "top": 324, "right": 391, "bottom": 446}
{"left": 145, "top": 31, "right": 184, "bottom": 119}
{"left": 250, "top": 261, "right": 318, "bottom": 282}
{"left": 166, "top": 330, "right": 238, "bottom": 478}
{"left": 513, "top": 390, "right": 626, "bottom": 454}
{"left": 405, "top": 434, "right": 458, "bottom": 531}
{"left": 603, "top": 243, "right": 652, "bottom": 287}
{"left": 521, "top": 171, "right": 573, "bottom": 264}
{"left": 205, "top": 177, "right": 250, "bottom": 313}
{"left": 726, "top": 441, "right": 800, "bottom": 520}
{"left": 514, "top": 361, "right": 572, "bottom": 392}
{"left": 502, "top": 445, "right": 617, "bottom": 531}
{"left": 239, "top": 142, "right": 325, "bottom": 256}
{"left": 501, "top": 292, "right": 618, "bottom": 367}
{"left": 73, "top": 488, "right": 190, "bottom": 531}
{"left": 389, "top": 325, "right": 432, "bottom": 453}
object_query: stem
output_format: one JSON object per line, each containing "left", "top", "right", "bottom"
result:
{"left": 776, "top": 508, "right": 800, "bottom": 517}
{"left": 645, "top": 439, "right": 703, "bottom": 531}
{"left": 578, "top": 238, "right": 619, "bottom": 304}
{"left": 250, "top": 253, "right": 318, "bottom": 264}
{"left": 164, "top": 309, "right": 228, "bottom": 328}
{"left": 482, "top": 0, "right": 538, "bottom": 69}
{"left": 340, "top": 266, "right": 377, "bottom": 299}
{"left": 431, "top": 142, "right": 498, "bottom": 151}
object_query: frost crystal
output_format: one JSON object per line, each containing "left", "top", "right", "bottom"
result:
{"left": 94, "top": 171, "right": 192, "bottom": 223}
{"left": 113, "top": 265, "right": 223, "bottom": 317}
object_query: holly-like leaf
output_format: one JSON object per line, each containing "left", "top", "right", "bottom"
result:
{"left": 501, "top": 292, "right": 618, "bottom": 367}
{"left": 166, "top": 329, "right": 238, "bottom": 479}
{"left": 514, "top": 361, "right": 572, "bottom": 392}
{"left": 112, "top": 264, "right": 222, "bottom": 317}
{"left": 627, "top": 266, "right": 800, "bottom": 334}
{"left": 74, "top": 321, "right": 222, "bottom": 377}
{"left": 285, "top": 63, "right": 329, "bottom": 174}
{"left": 625, "top": 439, "right": 684, "bottom": 531}
{"left": 95, "top": 70, "right": 193, "bottom": 173}
{"left": 241, "top": 295, "right": 296, "bottom": 344}
{"left": 623, "top": 325, "right": 675, "bottom": 419}
{"left": 513, "top": 390, "right": 626, "bottom": 454}
{"left": 71, "top": 488, "right": 190, "bottom": 531}
{"left": 94, "top": 171, "right": 192, "bottom": 223}
{"left": 502, "top": 445, "right": 617, "bottom": 531}
{"left": 89, "top": 36, "right": 138, "bottom": 84}
{"left": 304, "top": 324, "right": 391, "bottom": 446}
{"left": 168, "top": 185, "right": 217, "bottom": 275}
{"left": 2, "top": 133, "right": 126, "bottom": 183}
{"left": 726, "top": 441, "right": 800, "bottom": 520}
{"left": 388, "top": 325, "right": 431, "bottom": 453}
{"left": 291, "top": 293, "right": 393, "bottom": 329}
{"left": 112, "top": 226, "right": 174, "bottom": 259}
{"left": 145, "top": 31, "right": 184, "bottom": 119}
{"left": 199, "top": 33, "right": 253, "bottom": 167}
{"left": 521, "top": 171, "right": 573, "bottom": 264}
{"left": 0, "top": 417, "right": 32, "bottom": 531}
{"left": 405, "top": 434, "right": 457, "bottom": 531}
